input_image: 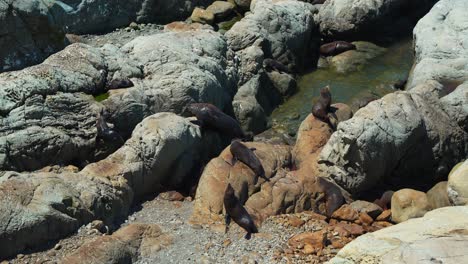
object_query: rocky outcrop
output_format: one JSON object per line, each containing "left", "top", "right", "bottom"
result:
{"left": 447, "top": 160, "right": 468, "bottom": 206}
{"left": 317, "top": 0, "right": 438, "bottom": 41}
{"left": 226, "top": 0, "right": 320, "bottom": 133}
{"left": 0, "top": 112, "right": 221, "bottom": 259}
{"left": 62, "top": 223, "right": 172, "bottom": 263}
{"left": 328, "top": 206, "right": 468, "bottom": 263}
{"left": 408, "top": 0, "right": 468, "bottom": 87}
{"left": 0, "top": 0, "right": 66, "bottom": 72}
{"left": 325, "top": 42, "right": 386, "bottom": 74}
{"left": 319, "top": 80, "right": 468, "bottom": 194}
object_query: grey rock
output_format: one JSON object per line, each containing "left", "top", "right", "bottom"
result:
{"left": 328, "top": 206, "right": 468, "bottom": 264}
{"left": 408, "top": 0, "right": 468, "bottom": 87}
{"left": 326, "top": 42, "right": 386, "bottom": 74}
{"left": 319, "top": 80, "right": 467, "bottom": 194}
{"left": 317, "top": 0, "right": 438, "bottom": 40}
{"left": 349, "top": 200, "right": 383, "bottom": 220}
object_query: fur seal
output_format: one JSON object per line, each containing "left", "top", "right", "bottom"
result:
{"left": 316, "top": 177, "right": 345, "bottom": 217}
{"left": 320, "top": 41, "right": 356, "bottom": 57}
{"left": 263, "top": 58, "right": 289, "bottom": 73}
{"left": 224, "top": 183, "right": 258, "bottom": 239}
{"left": 187, "top": 103, "right": 247, "bottom": 139}
{"left": 311, "top": 0, "right": 326, "bottom": 4}
{"left": 229, "top": 140, "right": 268, "bottom": 182}
{"left": 373, "top": 190, "right": 394, "bottom": 210}
{"left": 106, "top": 77, "right": 134, "bottom": 90}
{"left": 312, "top": 86, "right": 332, "bottom": 123}
{"left": 96, "top": 110, "right": 124, "bottom": 144}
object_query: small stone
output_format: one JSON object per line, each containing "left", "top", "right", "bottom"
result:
{"left": 191, "top": 8, "right": 215, "bottom": 25}
{"left": 89, "top": 220, "right": 105, "bottom": 232}
{"left": 159, "top": 191, "right": 185, "bottom": 201}
{"left": 331, "top": 205, "right": 359, "bottom": 222}
{"left": 358, "top": 212, "right": 373, "bottom": 226}
{"left": 54, "top": 243, "right": 62, "bottom": 250}
{"left": 223, "top": 239, "right": 231, "bottom": 247}
{"left": 17, "top": 254, "right": 24, "bottom": 259}
{"left": 129, "top": 22, "right": 139, "bottom": 30}
{"left": 288, "top": 216, "right": 305, "bottom": 227}
{"left": 376, "top": 209, "right": 392, "bottom": 221}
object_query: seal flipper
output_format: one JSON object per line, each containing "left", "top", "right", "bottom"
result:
{"left": 224, "top": 214, "right": 231, "bottom": 233}
{"left": 250, "top": 148, "right": 256, "bottom": 151}
{"left": 244, "top": 232, "right": 252, "bottom": 240}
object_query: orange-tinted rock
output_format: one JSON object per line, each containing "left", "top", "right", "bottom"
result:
{"left": 358, "top": 212, "right": 373, "bottom": 226}
{"left": 332, "top": 222, "right": 364, "bottom": 237}
{"left": 288, "top": 216, "right": 305, "bottom": 227}
{"left": 376, "top": 209, "right": 392, "bottom": 221}
{"left": 288, "top": 231, "right": 327, "bottom": 255}
{"left": 159, "top": 191, "right": 185, "bottom": 201}
{"left": 331, "top": 205, "right": 359, "bottom": 222}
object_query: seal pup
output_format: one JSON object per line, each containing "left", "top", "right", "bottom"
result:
{"left": 96, "top": 110, "right": 124, "bottom": 144}
{"left": 229, "top": 140, "right": 268, "bottom": 182}
{"left": 224, "top": 183, "right": 258, "bottom": 239}
{"left": 316, "top": 177, "right": 345, "bottom": 217}
{"left": 106, "top": 77, "right": 134, "bottom": 90}
{"left": 263, "top": 58, "right": 289, "bottom": 73}
{"left": 320, "top": 41, "right": 356, "bottom": 57}
{"left": 187, "top": 103, "right": 247, "bottom": 140}
{"left": 312, "top": 86, "right": 333, "bottom": 126}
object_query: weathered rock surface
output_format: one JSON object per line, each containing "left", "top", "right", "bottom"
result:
{"left": 326, "top": 42, "right": 386, "bottom": 74}
{"left": 448, "top": 160, "right": 468, "bottom": 206}
{"left": 62, "top": 223, "right": 172, "bottom": 263}
{"left": 408, "top": 0, "right": 468, "bottom": 87}
{"left": 319, "top": 80, "right": 468, "bottom": 194}
{"left": 317, "top": 0, "right": 438, "bottom": 41}
{"left": 0, "top": 112, "right": 221, "bottom": 259}
{"left": 391, "top": 189, "right": 431, "bottom": 223}
{"left": 207, "top": 1, "right": 235, "bottom": 21}
{"left": 328, "top": 206, "right": 468, "bottom": 264}
{"left": 191, "top": 7, "right": 215, "bottom": 25}
{"left": 226, "top": 0, "right": 320, "bottom": 132}
{"left": 426, "top": 181, "right": 450, "bottom": 209}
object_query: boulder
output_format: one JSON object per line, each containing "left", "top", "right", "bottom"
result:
{"left": 0, "top": 0, "right": 66, "bottom": 72}
{"left": 62, "top": 223, "right": 172, "bottom": 263}
{"left": 226, "top": 0, "right": 320, "bottom": 133}
{"left": 319, "top": 80, "right": 468, "bottom": 194}
{"left": 391, "top": 189, "right": 431, "bottom": 223}
{"left": 408, "top": 0, "right": 468, "bottom": 87}
{"left": 191, "top": 7, "right": 215, "bottom": 24}
{"left": 328, "top": 206, "right": 468, "bottom": 264}
{"left": 349, "top": 200, "right": 383, "bottom": 220}
{"left": 317, "top": 0, "right": 438, "bottom": 41}
{"left": 426, "top": 181, "right": 450, "bottom": 209}
{"left": 233, "top": 0, "right": 252, "bottom": 11}
{"left": 207, "top": 1, "right": 235, "bottom": 21}
{"left": 447, "top": 160, "right": 468, "bottom": 206}
{"left": 327, "top": 42, "right": 386, "bottom": 74}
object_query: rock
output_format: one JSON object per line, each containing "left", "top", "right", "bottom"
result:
{"left": 164, "top": 22, "right": 213, "bottom": 32}
{"left": 408, "top": 0, "right": 468, "bottom": 87}
{"left": 327, "top": 42, "right": 387, "bottom": 74}
{"left": 253, "top": 128, "right": 296, "bottom": 146}
{"left": 391, "top": 189, "right": 431, "bottom": 223}
{"left": 426, "top": 181, "right": 451, "bottom": 209}
{"left": 349, "top": 201, "right": 383, "bottom": 220}
{"left": 267, "top": 71, "right": 297, "bottom": 97}
{"left": 331, "top": 222, "right": 364, "bottom": 237}
{"left": 328, "top": 207, "right": 468, "bottom": 264}
{"left": 62, "top": 223, "right": 172, "bottom": 263}
{"left": 191, "top": 8, "right": 215, "bottom": 25}
{"left": 319, "top": 80, "right": 468, "bottom": 194}
{"left": 129, "top": 22, "right": 139, "bottom": 30}
{"left": 376, "top": 210, "right": 391, "bottom": 222}
{"left": 0, "top": 0, "right": 66, "bottom": 72}
{"left": 358, "top": 213, "right": 373, "bottom": 226}
{"left": 331, "top": 205, "right": 359, "bottom": 222}
{"left": 89, "top": 220, "right": 106, "bottom": 233}
{"left": 234, "top": 0, "right": 252, "bottom": 11}
{"left": 330, "top": 103, "right": 353, "bottom": 125}
{"left": 317, "top": 0, "right": 438, "bottom": 40}
{"left": 159, "top": 191, "right": 185, "bottom": 201}
{"left": 448, "top": 160, "right": 468, "bottom": 206}
{"left": 288, "top": 231, "right": 326, "bottom": 255}
{"left": 207, "top": 1, "right": 235, "bottom": 21}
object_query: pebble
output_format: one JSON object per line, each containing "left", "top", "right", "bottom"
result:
{"left": 54, "top": 244, "right": 62, "bottom": 250}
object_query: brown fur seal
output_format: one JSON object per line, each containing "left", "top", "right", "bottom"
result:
{"left": 373, "top": 190, "right": 394, "bottom": 210}
{"left": 96, "top": 110, "right": 124, "bottom": 144}
{"left": 229, "top": 140, "right": 268, "bottom": 182}
{"left": 316, "top": 177, "right": 345, "bottom": 217}
{"left": 312, "top": 86, "right": 332, "bottom": 123}
{"left": 263, "top": 58, "right": 289, "bottom": 73}
{"left": 224, "top": 183, "right": 258, "bottom": 239}
{"left": 187, "top": 103, "right": 247, "bottom": 139}
{"left": 320, "top": 41, "right": 356, "bottom": 57}
{"left": 106, "top": 77, "right": 134, "bottom": 90}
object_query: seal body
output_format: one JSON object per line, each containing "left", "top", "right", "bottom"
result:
{"left": 316, "top": 177, "right": 345, "bottom": 217}
{"left": 263, "top": 58, "right": 289, "bottom": 73}
{"left": 230, "top": 140, "right": 267, "bottom": 181}
{"left": 320, "top": 41, "right": 356, "bottom": 57}
{"left": 187, "top": 103, "right": 246, "bottom": 139}
{"left": 96, "top": 111, "right": 124, "bottom": 144}
{"left": 224, "top": 184, "right": 258, "bottom": 239}
{"left": 312, "top": 86, "right": 332, "bottom": 122}
{"left": 106, "top": 77, "right": 134, "bottom": 90}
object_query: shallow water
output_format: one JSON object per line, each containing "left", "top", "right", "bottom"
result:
{"left": 270, "top": 39, "right": 414, "bottom": 134}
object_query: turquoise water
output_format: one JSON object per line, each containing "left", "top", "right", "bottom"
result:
{"left": 270, "top": 39, "right": 414, "bottom": 134}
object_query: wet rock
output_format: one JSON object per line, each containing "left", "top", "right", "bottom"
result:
{"left": 317, "top": 0, "right": 438, "bottom": 40}
{"left": 349, "top": 201, "right": 383, "bottom": 220}
{"left": 408, "top": 0, "right": 468, "bottom": 87}
{"left": 62, "top": 223, "right": 172, "bottom": 263}
{"left": 207, "top": 1, "right": 235, "bottom": 21}
{"left": 327, "top": 42, "right": 386, "bottom": 74}
{"left": 191, "top": 8, "right": 215, "bottom": 25}
{"left": 426, "top": 181, "right": 450, "bottom": 209}
{"left": 328, "top": 207, "right": 468, "bottom": 263}
{"left": 391, "top": 189, "right": 431, "bottom": 223}
{"left": 448, "top": 160, "right": 468, "bottom": 206}
{"left": 319, "top": 80, "right": 467, "bottom": 194}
